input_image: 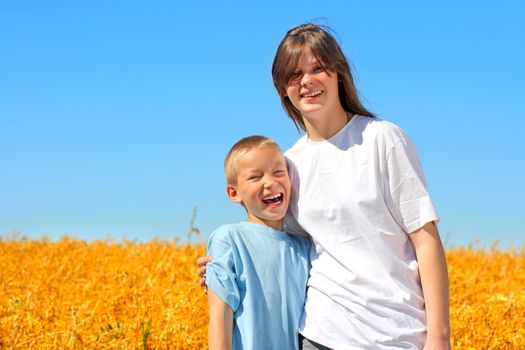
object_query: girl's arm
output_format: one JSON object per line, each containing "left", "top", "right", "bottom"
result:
{"left": 208, "top": 288, "right": 233, "bottom": 350}
{"left": 197, "top": 256, "right": 212, "bottom": 287}
{"left": 409, "top": 221, "right": 451, "bottom": 350}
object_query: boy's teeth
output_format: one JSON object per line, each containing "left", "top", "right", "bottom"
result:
{"left": 262, "top": 193, "right": 283, "bottom": 205}
{"left": 264, "top": 194, "right": 280, "bottom": 200}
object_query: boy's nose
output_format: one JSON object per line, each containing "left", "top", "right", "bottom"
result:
{"left": 263, "top": 177, "right": 276, "bottom": 189}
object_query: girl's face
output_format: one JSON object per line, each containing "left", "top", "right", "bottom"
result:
{"left": 284, "top": 50, "right": 341, "bottom": 120}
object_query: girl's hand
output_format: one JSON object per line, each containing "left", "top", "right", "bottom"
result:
{"left": 197, "top": 256, "right": 212, "bottom": 288}
{"left": 423, "top": 336, "right": 451, "bottom": 350}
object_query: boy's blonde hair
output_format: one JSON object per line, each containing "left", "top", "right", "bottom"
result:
{"left": 224, "top": 135, "right": 282, "bottom": 186}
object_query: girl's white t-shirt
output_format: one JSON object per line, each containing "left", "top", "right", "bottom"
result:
{"left": 284, "top": 115, "right": 438, "bottom": 350}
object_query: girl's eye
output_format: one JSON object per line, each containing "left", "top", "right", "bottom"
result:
{"left": 288, "top": 71, "right": 302, "bottom": 83}
{"left": 273, "top": 170, "right": 286, "bottom": 176}
{"left": 313, "top": 65, "right": 323, "bottom": 73}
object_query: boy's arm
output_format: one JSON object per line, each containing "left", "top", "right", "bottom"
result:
{"left": 208, "top": 288, "right": 233, "bottom": 350}
{"left": 409, "top": 221, "right": 451, "bottom": 350}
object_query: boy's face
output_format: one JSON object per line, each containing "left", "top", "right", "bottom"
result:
{"left": 227, "top": 146, "right": 291, "bottom": 231}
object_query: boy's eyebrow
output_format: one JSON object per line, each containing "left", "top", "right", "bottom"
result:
{"left": 239, "top": 168, "right": 262, "bottom": 176}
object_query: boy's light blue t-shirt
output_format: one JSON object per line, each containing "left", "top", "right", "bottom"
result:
{"left": 206, "top": 221, "right": 311, "bottom": 350}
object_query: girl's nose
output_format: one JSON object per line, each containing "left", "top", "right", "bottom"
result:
{"left": 301, "top": 73, "right": 313, "bottom": 87}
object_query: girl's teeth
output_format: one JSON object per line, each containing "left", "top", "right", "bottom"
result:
{"left": 303, "top": 90, "right": 321, "bottom": 97}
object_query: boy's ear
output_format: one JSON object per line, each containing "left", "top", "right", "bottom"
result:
{"left": 226, "top": 184, "right": 242, "bottom": 204}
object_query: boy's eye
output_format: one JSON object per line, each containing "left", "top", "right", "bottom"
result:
{"left": 247, "top": 175, "right": 261, "bottom": 181}
{"left": 273, "top": 170, "right": 286, "bottom": 176}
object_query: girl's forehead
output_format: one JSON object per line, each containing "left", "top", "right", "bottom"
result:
{"left": 296, "top": 48, "right": 327, "bottom": 68}
{"left": 299, "top": 50, "right": 315, "bottom": 63}
{"left": 285, "top": 52, "right": 311, "bottom": 74}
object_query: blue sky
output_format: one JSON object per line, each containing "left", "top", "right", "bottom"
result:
{"left": 1, "top": 1, "right": 524, "bottom": 247}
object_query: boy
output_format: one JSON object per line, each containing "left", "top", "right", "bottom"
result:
{"left": 206, "top": 135, "right": 311, "bottom": 350}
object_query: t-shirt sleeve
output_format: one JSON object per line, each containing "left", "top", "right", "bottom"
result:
{"left": 205, "top": 229, "right": 240, "bottom": 311}
{"left": 385, "top": 132, "right": 439, "bottom": 234}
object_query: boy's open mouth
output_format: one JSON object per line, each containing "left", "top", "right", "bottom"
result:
{"left": 262, "top": 193, "right": 283, "bottom": 205}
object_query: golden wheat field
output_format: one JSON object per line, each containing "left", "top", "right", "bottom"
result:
{"left": 1, "top": 237, "right": 524, "bottom": 349}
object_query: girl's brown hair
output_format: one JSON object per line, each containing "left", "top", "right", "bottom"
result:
{"left": 272, "top": 23, "right": 374, "bottom": 132}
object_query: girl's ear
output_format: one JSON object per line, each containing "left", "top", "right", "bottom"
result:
{"left": 226, "top": 184, "right": 242, "bottom": 204}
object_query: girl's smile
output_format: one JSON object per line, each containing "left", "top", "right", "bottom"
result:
{"left": 300, "top": 89, "right": 324, "bottom": 99}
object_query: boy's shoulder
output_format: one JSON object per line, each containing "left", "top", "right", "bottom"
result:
{"left": 209, "top": 222, "right": 309, "bottom": 245}
{"left": 207, "top": 223, "right": 249, "bottom": 256}
{"left": 208, "top": 222, "right": 247, "bottom": 241}
{"left": 208, "top": 222, "right": 270, "bottom": 244}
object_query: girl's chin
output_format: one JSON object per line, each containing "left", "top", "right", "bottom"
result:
{"left": 298, "top": 105, "right": 325, "bottom": 115}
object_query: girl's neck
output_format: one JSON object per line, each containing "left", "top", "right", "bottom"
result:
{"left": 303, "top": 106, "right": 351, "bottom": 141}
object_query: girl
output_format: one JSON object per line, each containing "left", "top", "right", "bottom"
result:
{"left": 201, "top": 23, "right": 450, "bottom": 350}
